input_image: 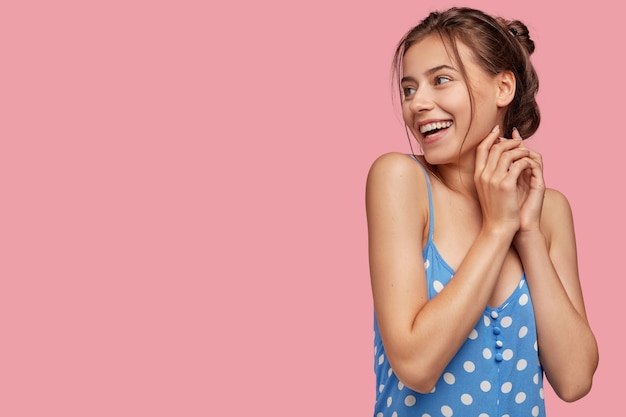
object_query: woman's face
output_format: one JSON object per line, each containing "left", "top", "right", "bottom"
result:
{"left": 401, "top": 34, "right": 502, "bottom": 166}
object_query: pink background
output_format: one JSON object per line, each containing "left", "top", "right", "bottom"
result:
{"left": 1, "top": 0, "right": 621, "bottom": 415}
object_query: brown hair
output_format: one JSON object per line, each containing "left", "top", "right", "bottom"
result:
{"left": 392, "top": 7, "right": 540, "bottom": 139}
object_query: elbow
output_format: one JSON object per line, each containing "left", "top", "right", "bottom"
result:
{"left": 549, "top": 336, "right": 599, "bottom": 402}
{"left": 392, "top": 360, "right": 441, "bottom": 395}
{"left": 384, "top": 338, "right": 453, "bottom": 394}
{"left": 403, "top": 377, "right": 438, "bottom": 395}
{"left": 554, "top": 379, "right": 593, "bottom": 403}
{"left": 551, "top": 361, "right": 598, "bottom": 403}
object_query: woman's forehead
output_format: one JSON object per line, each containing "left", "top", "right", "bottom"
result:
{"left": 403, "top": 35, "right": 474, "bottom": 73}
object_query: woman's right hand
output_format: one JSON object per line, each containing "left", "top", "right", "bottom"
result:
{"left": 474, "top": 125, "right": 532, "bottom": 236}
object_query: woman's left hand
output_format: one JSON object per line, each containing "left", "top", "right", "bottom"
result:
{"left": 511, "top": 128, "right": 546, "bottom": 233}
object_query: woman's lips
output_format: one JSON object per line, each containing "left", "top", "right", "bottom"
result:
{"left": 421, "top": 125, "right": 451, "bottom": 145}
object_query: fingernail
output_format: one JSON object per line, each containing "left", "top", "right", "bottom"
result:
{"left": 492, "top": 125, "right": 500, "bottom": 133}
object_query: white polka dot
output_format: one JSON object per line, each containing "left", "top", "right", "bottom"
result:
{"left": 392, "top": 412, "right": 398, "bottom": 417}
{"left": 503, "top": 349, "right": 514, "bottom": 361}
{"left": 480, "top": 381, "right": 492, "bottom": 392}
{"left": 478, "top": 414, "right": 490, "bottom": 417}
{"left": 433, "top": 280, "right": 444, "bottom": 293}
{"left": 519, "top": 293, "right": 529, "bottom": 306}
{"left": 515, "top": 392, "right": 527, "bottom": 404}
{"left": 376, "top": 413, "right": 383, "bottom": 417}
{"left": 519, "top": 279, "right": 525, "bottom": 288}
{"left": 482, "top": 348, "right": 492, "bottom": 359}
{"left": 378, "top": 354, "right": 385, "bottom": 365}
{"left": 518, "top": 326, "right": 528, "bottom": 338}
{"left": 540, "top": 388, "right": 544, "bottom": 399}
{"left": 424, "top": 259, "right": 430, "bottom": 269}
{"left": 533, "top": 373, "right": 539, "bottom": 384}
{"left": 429, "top": 386, "right": 436, "bottom": 393}
{"left": 379, "top": 384, "right": 384, "bottom": 393}
{"left": 387, "top": 396, "right": 392, "bottom": 407}
{"left": 501, "top": 382, "right": 513, "bottom": 393}
{"left": 461, "top": 393, "right": 473, "bottom": 405}
{"left": 405, "top": 395, "right": 416, "bottom": 406}
{"left": 468, "top": 329, "right": 478, "bottom": 340}
{"left": 422, "top": 414, "right": 432, "bottom": 417}
{"left": 517, "top": 359, "right": 528, "bottom": 371}
{"left": 501, "top": 316, "right": 513, "bottom": 328}
{"left": 388, "top": 368, "right": 393, "bottom": 377}
{"left": 443, "top": 372, "right": 456, "bottom": 384}
{"left": 534, "top": 341, "right": 538, "bottom": 351}
{"left": 441, "top": 405, "right": 453, "bottom": 417}
{"left": 463, "top": 361, "right": 475, "bottom": 372}
{"left": 532, "top": 406, "right": 540, "bottom": 416}
{"left": 397, "top": 381, "right": 404, "bottom": 390}
{"left": 502, "top": 414, "right": 510, "bottom": 417}
{"left": 483, "top": 316, "right": 491, "bottom": 327}
{"left": 374, "top": 345, "right": 378, "bottom": 355}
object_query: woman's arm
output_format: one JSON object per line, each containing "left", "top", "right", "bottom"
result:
{"left": 514, "top": 188, "right": 599, "bottom": 402}
{"left": 367, "top": 137, "right": 529, "bottom": 392}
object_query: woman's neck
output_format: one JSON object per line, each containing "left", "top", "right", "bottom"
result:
{"left": 433, "top": 158, "right": 480, "bottom": 200}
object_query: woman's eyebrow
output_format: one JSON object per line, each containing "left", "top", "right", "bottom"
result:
{"left": 401, "top": 64, "right": 458, "bottom": 83}
{"left": 426, "top": 64, "right": 457, "bottom": 75}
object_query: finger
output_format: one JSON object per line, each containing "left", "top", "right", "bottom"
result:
{"left": 495, "top": 127, "right": 521, "bottom": 144}
{"left": 504, "top": 128, "right": 524, "bottom": 148}
{"left": 483, "top": 139, "right": 526, "bottom": 176}
{"left": 525, "top": 157, "right": 545, "bottom": 188}
{"left": 502, "top": 157, "right": 535, "bottom": 185}
{"left": 493, "top": 147, "right": 531, "bottom": 175}
{"left": 525, "top": 149, "right": 543, "bottom": 168}
{"left": 516, "top": 147, "right": 544, "bottom": 174}
{"left": 475, "top": 125, "right": 501, "bottom": 173}
{"left": 507, "top": 156, "right": 544, "bottom": 185}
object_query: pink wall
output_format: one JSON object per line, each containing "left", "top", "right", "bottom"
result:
{"left": 1, "top": 0, "right": 619, "bottom": 415}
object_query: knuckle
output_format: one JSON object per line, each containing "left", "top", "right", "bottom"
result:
{"left": 489, "top": 177, "right": 501, "bottom": 188}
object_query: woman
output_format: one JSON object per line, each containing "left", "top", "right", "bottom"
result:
{"left": 366, "top": 7, "right": 598, "bottom": 416}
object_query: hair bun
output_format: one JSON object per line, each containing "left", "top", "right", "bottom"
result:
{"left": 507, "top": 20, "right": 535, "bottom": 54}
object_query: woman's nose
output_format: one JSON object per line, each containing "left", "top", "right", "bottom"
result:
{"left": 409, "top": 90, "right": 435, "bottom": 112}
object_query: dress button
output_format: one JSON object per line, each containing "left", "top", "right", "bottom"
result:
{"left": 493, "top": 327, "right": 501, "bottom": 335}
{"left": 491, "top": 311, "right": 499, "bottom": 319}
{"left": 495, "top": 353, "right": 503, "bottom": 362}
{"left": 495, "top": 340, "right": 503, "bottom": 348}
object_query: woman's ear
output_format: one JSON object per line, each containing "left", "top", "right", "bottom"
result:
{"left": 496, "top": 71, "right": 516, "bottom": 108}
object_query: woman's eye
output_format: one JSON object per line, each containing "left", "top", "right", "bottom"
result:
{"left": 403, "top": 87, "right": 416, "bottom": 97}
{"left": 435, "top": 76, "right": 451, "bottom": 85}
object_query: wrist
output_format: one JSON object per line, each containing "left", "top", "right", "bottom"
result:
{"left": 480, "top": 223, "right": 518, "bottom": 244}
{"left": 513, "top": 229, "right": 547, "bottom": 251}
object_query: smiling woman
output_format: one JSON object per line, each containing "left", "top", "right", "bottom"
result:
{"left": 365, "top": 7, "right": 598, "bottom": 417}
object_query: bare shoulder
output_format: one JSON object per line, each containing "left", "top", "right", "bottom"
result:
{"left": 365, "top": 152, "right": 429, "bottom": 243}
{"left": 541, "top": 188, "right": 575, "bottom": 243}
{"left": 542, "top": 188, "right": 573, "bottom": 219}
{"left": 366, "top": 152, "right": 428, "bottom": 197}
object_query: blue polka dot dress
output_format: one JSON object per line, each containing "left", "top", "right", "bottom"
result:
{"left": 372, "top": 156, "right": 546, "bottom": 417}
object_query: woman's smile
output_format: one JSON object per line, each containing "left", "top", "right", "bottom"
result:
{"left": 419, "top": 120, "right": 454, "bottom": 144}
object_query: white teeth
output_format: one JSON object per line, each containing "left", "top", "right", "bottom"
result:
{"left": 420, "top": 121, "right": 453, "bottom": 134}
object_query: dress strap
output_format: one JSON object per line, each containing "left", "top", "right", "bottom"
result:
{"left": 408, "top": 154, "right": 434, "bottom": 242}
